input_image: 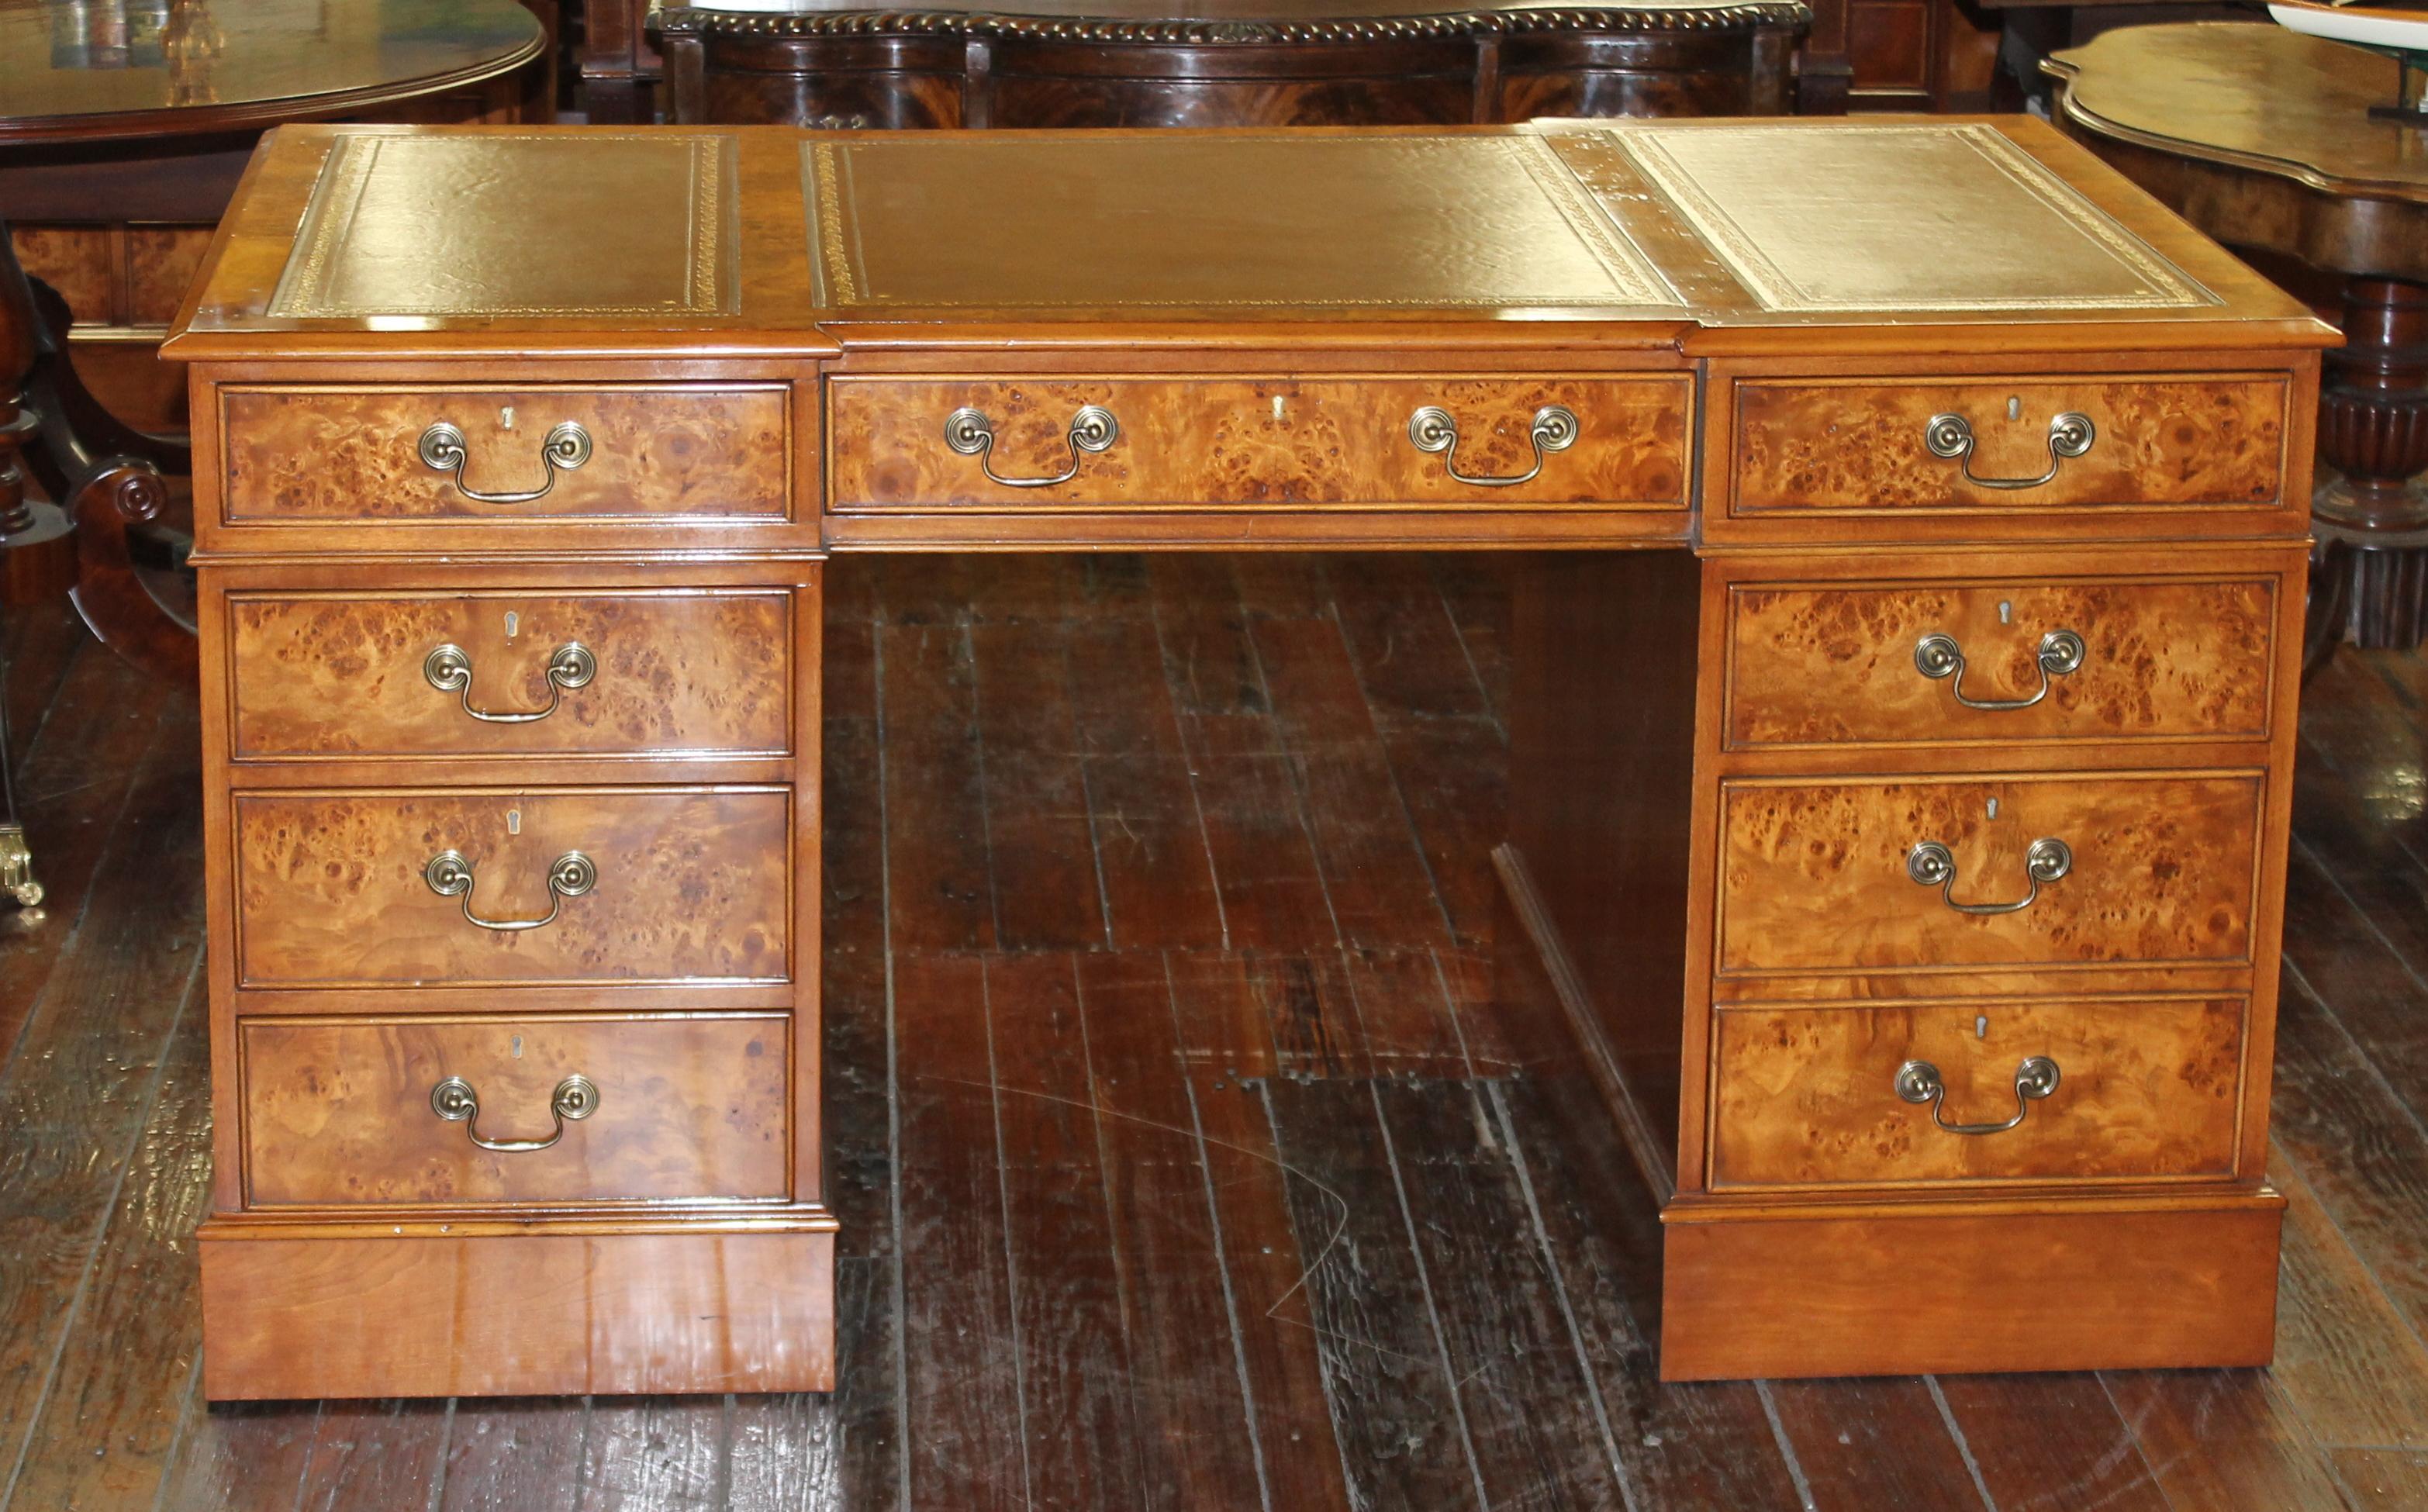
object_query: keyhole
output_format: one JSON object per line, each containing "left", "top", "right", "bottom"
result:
{"left": 511, "top": 1035, "right": 524, "bottom": 1058}
{"left": 1272, "top": 395, "right": 1287, "bottom": 423}
{"left": 501, "top": 406, "right": 516, "bottom": 430}
{"left": 1986, "top": 796, "right": 1999, "bottom": 820}
{"left": 1975, "top": 1015, "right": 1989, "bottom": 1040}
{"left": 507, "top": 809, "right": 521, "bottom": 836}
{"left": 1998, "top": 600, "right": 2012, "bottom": 625}
{"left": 2006, "top": 396, "right": 2021, "bottom": 422}
{"left": 505, "top": 610, "right": 520, "bottom": 640}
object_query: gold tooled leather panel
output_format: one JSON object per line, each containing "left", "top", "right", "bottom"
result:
{"left": 1609, "top": 122, "right": 2217, "bottom": 313}
{"left": 271, "top": 133, "right": 737, "bottom": 319}
{"left": 803, "top": 133, "right": 1681, "bottom": 311}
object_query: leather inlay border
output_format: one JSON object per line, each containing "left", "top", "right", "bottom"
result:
{"left": 1615, "top": 123, "right": 2216, "bottom": 313}
{"left": 803, "top": 134, "right": 1680, "bottom": 309}
{"left": 271, "top": 134, "right": 737, "bottom": 319}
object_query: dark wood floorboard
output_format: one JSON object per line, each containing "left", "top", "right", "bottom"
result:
{"left": 2, "top": 557, "right": 2424, "bottom": 1510}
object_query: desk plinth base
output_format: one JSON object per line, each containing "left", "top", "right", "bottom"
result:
{"left": 199, "top": 1217, "right": 837, "bottom": 1400}
{"left": 1657, "top": 1193, "right": 2285, "bottom": 1381}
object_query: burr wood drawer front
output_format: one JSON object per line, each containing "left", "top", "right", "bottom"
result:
{"left": 1714, "top": 772, "right": 2262, "bottom": 977}
{"left": 216, "top": 384, "right": 792, "bottom": 525}
{"left": 239, "top": 1013, "right": 791, "bottom": 1207}
{"left": 1722, "top": 573, "right": 2280, "bottom": 751}
{"left": 230, "top": 787, "right": 793, "bottom": 989}
{"left": 1707, "top": 997, "right": 2245, "bottom": 1189}
{"left": 824, "top": 374, "right": 1693, "bottom": 510}
{"left": 1725, "top": 373, "right": 2292, "bottom": 519}
{"left": 225, "top": 587, "right": 796, "bottom": 761}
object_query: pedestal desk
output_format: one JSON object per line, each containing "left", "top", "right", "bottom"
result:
{"left": 164, "top": 117, "right": 2330, "bottom": 1399}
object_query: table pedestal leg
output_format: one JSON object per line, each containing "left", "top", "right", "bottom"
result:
{"left": 2310, "top": 275, "right": 2428, "bottom": 661}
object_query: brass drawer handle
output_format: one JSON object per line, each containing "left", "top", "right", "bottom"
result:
{"left": 423, "top": 642, "right": 596, "bottom": 724}
{"left": 1894, "top": 1056, "right": 2060, "bottom": 1135}
{"left": 1407, "top": 404, "right": 1578, "bottom": 487}
{"left": 416, "top": 420, "right": 592, "bottom": 504}
{"left": 422, "top": 849, "right": 597, "bottom": 932}
{"left": 1913, "top": 629, "right": 2085, "bottom": 711}
{"left": 1922, "top": 411, "right": 2095, "bottom": 491}
{"left": 429, "top": 1073, "right": 599, "bottom": 1152}
{"left": 943, "top": 405, "right": 1118, "bottom": 488}
{"left": 1905, "top": 837, "right": 2071, "bottom": 915}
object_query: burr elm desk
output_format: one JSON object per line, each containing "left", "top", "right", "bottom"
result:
{"left": 164, "top": 118, "right": 2330, "bottom": 1398}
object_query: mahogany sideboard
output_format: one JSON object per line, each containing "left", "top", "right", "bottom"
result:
{"left": 648, "top": 0, "right": 1808, "bottom": 127}
{"left": 164, "top": 116, "right": 2329, "bottom": 1398}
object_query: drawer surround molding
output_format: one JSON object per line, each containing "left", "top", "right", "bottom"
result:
{"left": 167, "top": 116, "right": 2331, "bottom": 1396}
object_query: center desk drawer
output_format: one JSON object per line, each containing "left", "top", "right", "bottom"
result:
{"left": 227, "top": 588, "right": 794, "bottom": 761}
{"left": 1728, "top": 372, "right": 2290, "bottom": 518}
{"left": 240, "top": 1013, "right": 790, "bottom": 1206}
{"left": 232, "top": 789, "right": 791, "bottom": 988}
{"left": 1708, "top": 997, "right": 2245, "bottom": 1189}
{"left": 1724, "top": 573, "right": 2279, "bottom": 750}
{"left": 218, "top": 384, "right": 791, "bottom": 524}
{"left": 1717, "top": 773, "right": 2260, "bottom": 976}
{"left": 826, "top": 375, "right": 1691, "bottom": 509}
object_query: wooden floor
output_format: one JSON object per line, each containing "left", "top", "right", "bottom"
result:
{"left": 4, "top": 554, "right": 2428, "bottom": 1510}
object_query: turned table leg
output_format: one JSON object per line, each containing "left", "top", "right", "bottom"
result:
{"left": 2309, "top": 275, "right": 2428, "bottom": 663}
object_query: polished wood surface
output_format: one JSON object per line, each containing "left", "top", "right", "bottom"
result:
{"left": 9, "top": 578, "right": 2428, "bottom": 1501}
{"left": 238, "top": 1013, "right": 791, "bottom": 1205}
{"left": 160, "top": 118, "right": 2336, "bottom": 1397}
{"left": 226, "top": 587, "right": 795, "bottom": 760}
{"left": 1722, "top": 569, "right": 2279, "bottom": 750}
{"left": 1708, "top": 996, "right": 2247, "bottom": 1186}
{"left": 649, "top": 0, "right": 1808, "bottom": 130}
{"left": 1716, "top": 773, "right": 2261, "bottom": 972}
{"left": 230, "top": 788, "right": 794, "bottom": 987}
{"left": 827, "top": 374, "right": 1691, "bottom": 510}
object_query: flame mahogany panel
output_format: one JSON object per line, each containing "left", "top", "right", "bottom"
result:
{"left": 232, "top": 788, "right": 793, "bottom": 987}
{"left": 219, "top": 385, "right": 792, "bottom": 523}
{"left": 1724, "top": 575, "right": 2278, "bottom": 749}
{"left": 228, "top": 588, "right": 794, "bottom": 761}
{"left": 1708, "top": 996, "right": 2245, "bottom": 1188}
{"left": 1729, "top": 374, "right": 2290, "bottom": 515}
{"left": 826, "top": 374, "right": 1693, "bottom": 512}
{"left": 1715, "top": 773, "right": 2260, "bottom": 975}
{"left": 240, "top": 1013, "right": 791, "bottom": 1206}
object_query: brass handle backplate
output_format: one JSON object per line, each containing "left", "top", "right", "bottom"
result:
{"left": 416, "top": 420, "right": 592, "bottom": 504}
{"left": 429, "top": 1074, "right": 599, "bottom": 1152}
{"left": 1906, "top": 837, "right": 2071, "bottom": 916}
{"left": 423, "top": 849, "right": 597, "bottom": 932}
{"left": 1913, "top": 629, "right": 2085, "bottom": 712}
{"left": 1894, "top": 1056, "right": 2060, "bottom": 1135}
{"left": 1923, "top": 411, "right": 2095, "bottom": 491}
{"left": 944, "top": 405, "right": 1118, "bottom": 488}
{"left": 1407, "top": 404, "right": 1579, "bottom": 487}
{"left": 423, "top": 642, "right": 596, "bottom": 724}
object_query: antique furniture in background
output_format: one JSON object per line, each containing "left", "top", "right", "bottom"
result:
{"left": 0, "top": 240, "right": 80, "bottom": 911}
{"left": 168, "top": 117, "right": 2324, "bottom": 1397}
{"left": 651, "top": 0, "right": 1811, "bottom": 126}
{"left": 2048, "top": 22, "right": 2428, "bottom": 658}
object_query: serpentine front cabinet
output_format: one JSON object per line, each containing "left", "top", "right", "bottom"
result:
{"left": 167, "top": 118, "right": 2329, "bottom": 1397}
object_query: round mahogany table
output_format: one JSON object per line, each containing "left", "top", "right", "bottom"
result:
{"left": 2046, "top": 22, "right": 2428, "bottom": 660}
{"left": 0, "top": 0, "right": 546, "bottom": 909}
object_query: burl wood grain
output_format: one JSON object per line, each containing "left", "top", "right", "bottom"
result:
{"left": 219, "top": 385, "right": 790, "bottom": 522}
{"left": 240, "top": 1014, "right": 789, "bottom": 1205}
{"left": 1731, "top": 375, "right": 2288, "bottom": 513}
{"left": 233, "top": 789, "right": 791, "bottom": 986}
{"left": 228, "top": 589, "right": 793, "bottom": 759}
{"left": 1716, "top": 775, "right": 2259, "bottom": 975}
{"left": 1708, "top": 997, "right": 2244, "bottom": 1186}
{"left": 1725, "top": 576, "right": 2276, "bottom": 747}
{"left": 827, "top": 375, "right": 1691, "bottom": 510}
{"left": 200, "top": 1230, "right": 838, "bottom": 1398}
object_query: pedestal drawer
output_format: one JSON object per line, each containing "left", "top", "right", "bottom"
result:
{"left": 227, "top": 588, "right": 795, "bottom": 761}
{"left": 218, "top": 384, "right": 791, "bottom": 524}
{"left": 1722, "top": 574, "right": 2278, "bottom": 750}
{"left": 232, "top": 788, "right": 792, "bottom": 988}
{"left": 240, "top": 1013, "right": 790, "bottom": 1206}
{"left": 827, "top": 374, "right": 1691, "bottom": 511}
{"left": 1708, "top": 997, "right": 2245, "bottom": 1189}
{"left": 1727, "top": 372, "right": 2288, "bottom": 517}
{"left": 1715, "top": 773, "right": 2260, "bottom": 976}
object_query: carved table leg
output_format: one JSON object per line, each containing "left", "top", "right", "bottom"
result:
{"left": 2308, "top": 275, "right": 2428, "bottom": 665}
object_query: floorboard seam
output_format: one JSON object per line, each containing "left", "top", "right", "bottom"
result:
{"left": 1924, "top": 1375, "right": 2002, "bottom": 1512}
{"left": 1367, "top": 1081, "right": 1492, "bottom": 1510}
{"left": 872, "top": 606, "right": 914, "bottom": 1512}
{"left": 1754, "top": 1381, "right": 1819, "bottom": 1512}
